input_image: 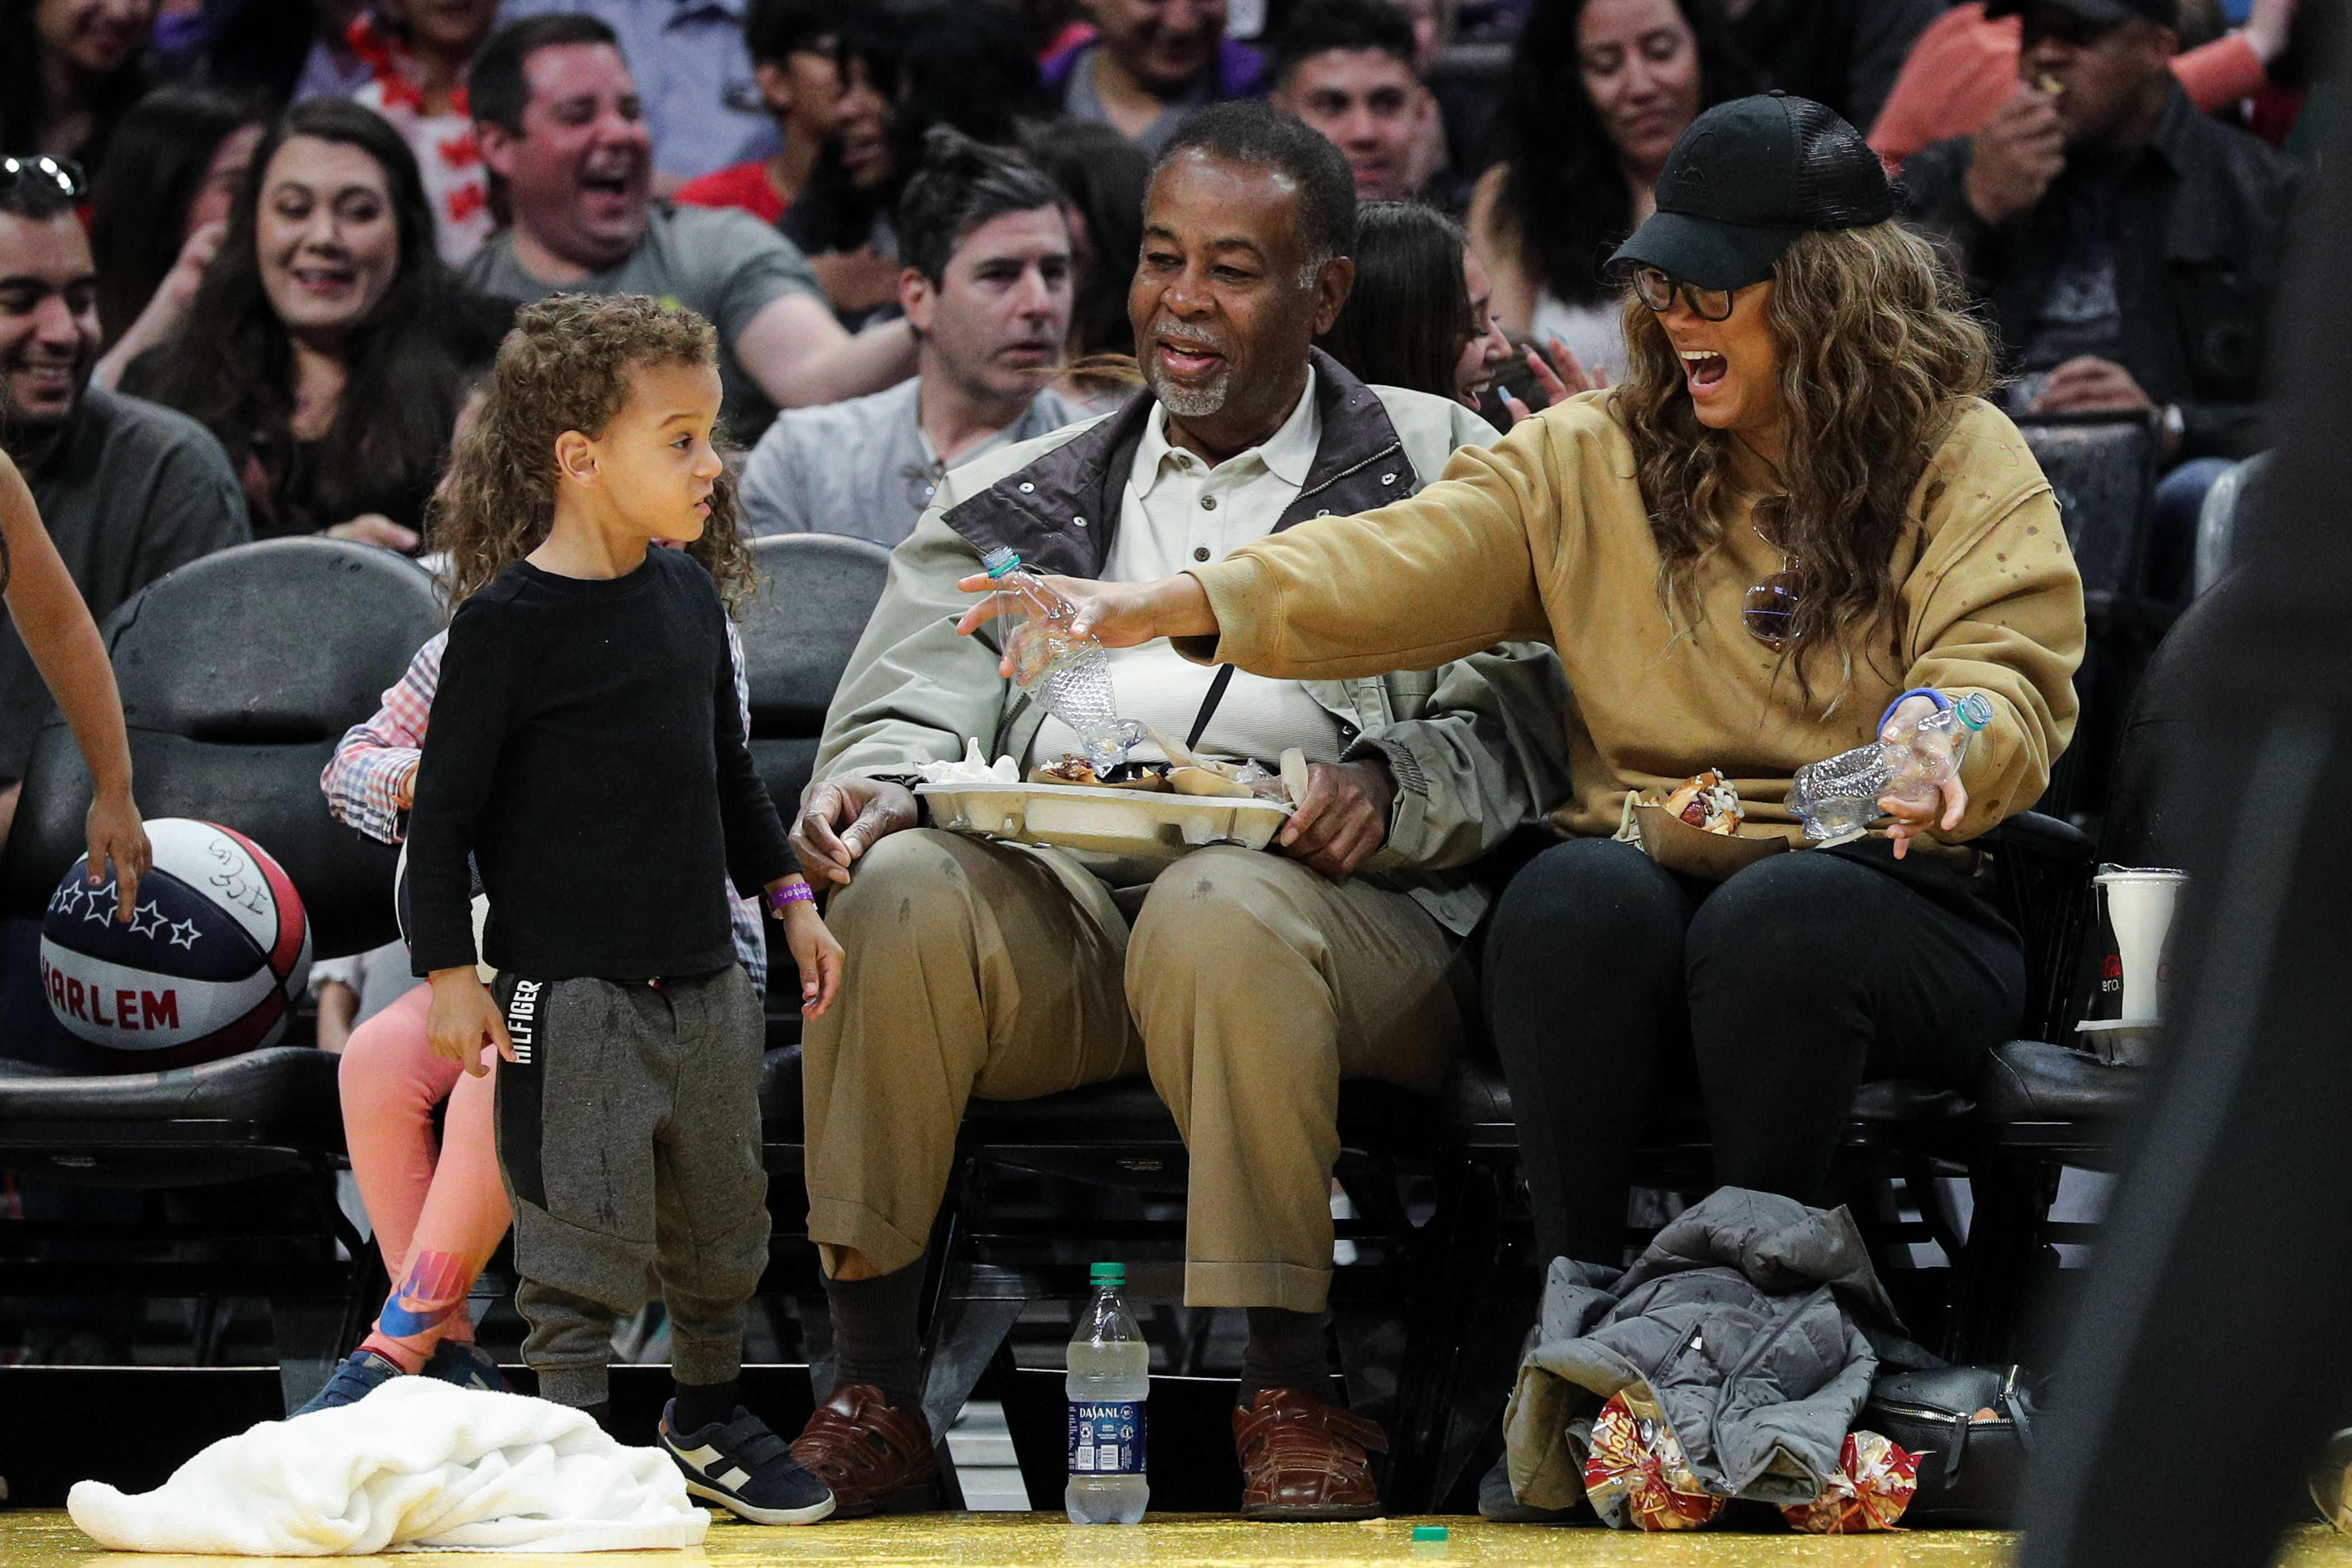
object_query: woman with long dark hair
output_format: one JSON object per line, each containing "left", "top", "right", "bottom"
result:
{"left": 1021, "top": 116, "right": 1147, "bottom": 412}
{"left": 124, "top": 97, "right": 502, "bottom": 548}
{"left": 967, "top": 98, "right": 2085, "bottom": 1281}
{"left": 1467, "top": 0, "right": 1758, "bottom": 378}
{"left": 1316, "top": 201, "right": 1513, "bottom": 414}
{"left": 87, "top": 86, "right": 270, "bottom": 387}
{"left": 0, "top": 0, "right": 155, "bottom": 167}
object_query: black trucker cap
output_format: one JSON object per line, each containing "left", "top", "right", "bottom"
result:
{"left": 1984, "top": 0, "right": 2178, "bottom": 28}
{"left": 1606, "top": 92, "right": 1894, "bottom": 293}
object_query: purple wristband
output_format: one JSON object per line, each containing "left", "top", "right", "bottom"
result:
{"left": 765, "top": 881, "right": 814, "bottom": 917}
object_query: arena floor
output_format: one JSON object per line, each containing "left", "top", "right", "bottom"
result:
{"left": 5, "top": 1512, "right": 2350, "bottom": 1567}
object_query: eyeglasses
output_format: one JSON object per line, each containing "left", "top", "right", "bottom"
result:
{"left": 0, "top": 155, "right": 86, "bottom": 203}
{"left": 1630, "top": 265, "right": 1740, "bottom": 323}
{"left": 1743, "top": 517, "right": 1799, "bottom": 650}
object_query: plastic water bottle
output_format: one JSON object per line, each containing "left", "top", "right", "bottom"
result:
{"left": 1787, "top": 691, "right": 1992, "bottom": 845}
{"left": 1066, "top": 1261, "right": 1150, "bottom": 1524}
{"left": 980, "top": 547, "right": 1140, "bottom": 771}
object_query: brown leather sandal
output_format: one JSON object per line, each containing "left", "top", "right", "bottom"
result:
{"left": 789, "top": 1383, "right": 940, "bottom": 1518}
{"left": 1233, "top": 1385, "right": 1390, "bottom": 1522}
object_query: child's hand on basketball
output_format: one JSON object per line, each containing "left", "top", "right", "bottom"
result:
{"left": 85, "top": 785, "right": 151, "bottom": 923}
{"left": 780, "top": 895, "right": 843, "bottom": 1020}
{"left": 427, "top": 967, "right": 514, "bottom": 1077}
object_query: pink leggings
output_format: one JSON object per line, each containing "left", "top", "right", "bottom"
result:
{"left": 338, "top": 981, "right": 511, "bottom": 1372}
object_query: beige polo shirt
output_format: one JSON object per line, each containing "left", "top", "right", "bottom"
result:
{"left": 1029, "top": 371, "right": 1350, "bottom": 768}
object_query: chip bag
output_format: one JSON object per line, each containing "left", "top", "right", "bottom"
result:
{"left": 1782, "top": 1430, "right": 1921, "bottom": 1534}
{"left": 1581, "top": 1389, "right": 1726, "bottom": 1531}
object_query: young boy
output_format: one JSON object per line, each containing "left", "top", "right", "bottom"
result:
{"left": 407, "top": 295, "right": 838, "bottom": 1525}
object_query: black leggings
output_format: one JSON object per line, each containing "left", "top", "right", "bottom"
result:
{"left": 1484, "top": 836, "right": 2026, "bottom": 1267}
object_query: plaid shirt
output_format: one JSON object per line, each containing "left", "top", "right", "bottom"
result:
{"left": 320, "top": 624, "right": 772, "bottom": 991}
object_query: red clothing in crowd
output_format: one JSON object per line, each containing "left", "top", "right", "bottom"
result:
{"left": 1868, "top": 3, "right": 2294, "bottom": 172}
{"left": 674, "top": 161, "right": 789, "bottom": 226}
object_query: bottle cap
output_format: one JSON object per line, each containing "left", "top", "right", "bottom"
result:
{"left": 1411, "top": 1525, "right": 1448, "bottom": 1541}
{"left": 1090, "top": 1261, "right": 1124, "bottom": 1288}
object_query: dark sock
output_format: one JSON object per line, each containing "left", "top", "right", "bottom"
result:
{"left": 581, "top": 1401, "right": 614, "bottom": 1435}
{"left": 824, "top": 1259, "right": 926, "bottom": 1410}
{"left": 1241, "top": 1307, "right": 1332, "bottom": 1402}
{"left": 671, "top": 1376, "right": 740, "bottom": 1434}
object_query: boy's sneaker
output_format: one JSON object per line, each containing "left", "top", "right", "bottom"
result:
{"left": 661, "top": 1402, "right": 837, "bottom": 1525}
{"left": 422, "top": 1340, "right": 506, "bottom": 1394}
{"left": 291, "top": 1349, "right": 403, "bottom": 1417}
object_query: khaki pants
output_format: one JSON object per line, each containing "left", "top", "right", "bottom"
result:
{"left": 802, "top": 829, "right": 1467, "bottom": 1313}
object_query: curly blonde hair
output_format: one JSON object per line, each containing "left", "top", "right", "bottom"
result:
{"left": 1613, "top": 222, "right": 1997, "bottom": 705}
{"left": 428, "top": 294, "right": 757, "bottom": 615}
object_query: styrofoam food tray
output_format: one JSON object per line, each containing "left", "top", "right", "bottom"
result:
{"left": 918, "top": 781, "right": 1290, "bottom": 858}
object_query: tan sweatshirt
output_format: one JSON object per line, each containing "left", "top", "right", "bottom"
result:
{"left": 1184, "top": 392, "right": 2085, "bottom": 848}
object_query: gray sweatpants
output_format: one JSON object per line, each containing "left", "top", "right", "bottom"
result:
{"left": 492, "top": 965, "right": 770, "bottom": 1409}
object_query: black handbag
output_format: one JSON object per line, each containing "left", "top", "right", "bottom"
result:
{"left": 1862, "top": 1364, "right": 2039, "bottom": 1528}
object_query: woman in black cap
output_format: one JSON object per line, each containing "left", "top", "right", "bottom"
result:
{"left": 957, "top": 94, "right": 2088, "bottom": 1272}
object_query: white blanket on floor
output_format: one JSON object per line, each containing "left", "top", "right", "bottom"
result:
{"left": 67, "top": 1378, "right": 710, "bottom": 1554}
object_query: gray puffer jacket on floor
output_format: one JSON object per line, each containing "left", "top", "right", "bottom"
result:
{"left": 1502, "top": 1187, "right": 1913, "bottom": 1519}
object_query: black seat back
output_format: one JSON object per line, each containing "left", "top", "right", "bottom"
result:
{"left": 2103, "top": 565, "right": 2249, "bottom": 870}
{"left": 2015, "top": 412, "right": 2163, "bottom": 606}
{"left": 2014, "top": 412, "right": 2166, "bottom": 823}
{"left": 739, "top": 534, "right": 894, "bottom": 816}
{"left": 1, "top": 540, "right": 441, "bottom": 958}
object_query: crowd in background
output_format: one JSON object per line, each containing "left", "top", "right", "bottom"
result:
{"left": 0, "top": 0, "right": 2327, "bottom": 998}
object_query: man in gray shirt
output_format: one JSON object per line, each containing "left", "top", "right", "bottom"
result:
{"left": 463, "top": 14, "right": 916, "bottom": 442}
{"left": 739, "top": 131, "right": 1089, "bottom": 547}
{"left": 0, "top": 159, "right": 249, "bottom": 825}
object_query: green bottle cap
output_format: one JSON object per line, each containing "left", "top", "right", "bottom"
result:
{"left": 1412, "top": 1525, "right": 1448, "bottom": 1542}
{"left": 1091, "top": 1261, "right": 1124, "bottom": 1287}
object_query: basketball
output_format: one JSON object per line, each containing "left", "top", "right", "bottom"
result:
{"left": 37, "top": 818, "right": 314, "bottom": 1068}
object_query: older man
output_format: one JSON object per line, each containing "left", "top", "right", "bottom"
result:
{"left": 738, "top": 130, "right": 1085, "bottom": 547}
{"left": 785, "top": 104, "right": 1566, "bottom": 1521}
{"left": 461, "top": 14, "right": 913, "bottom": 441}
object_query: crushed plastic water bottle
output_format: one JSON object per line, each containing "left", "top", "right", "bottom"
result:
{"left": 981, "top": 547, "right": 1141, "bottom": 771}
{"left": 1787, "top": 691, "right": 1992, "bottom": 846}
{"left": 1066, "top": 1261, "right": 1150, "bottom": 1525}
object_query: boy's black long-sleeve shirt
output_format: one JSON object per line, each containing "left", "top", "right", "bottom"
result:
{"left": 406, "top": 549, "right": 795, "bottom": 981}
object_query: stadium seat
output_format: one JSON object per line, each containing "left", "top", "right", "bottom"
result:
{"left": 739, "top": 533, "right": 895, "bottom": 827}
{"left": 1945, "top": 569, "right": 2244, "bottom": 1364}
{"left": 2191, "top": 451, "right": 2273, "bottom": 599}
{"left": 735, "top": 533, "right": 893, "bottom": 1053}
{"left": 1, "top": 538, "right": 441, "bottom": 958}
{"left": 0, "top": 539, "right": 438, "bottom": 1409}
{"left": 2014, "top": 412, "right": 2165, "bottom": 823}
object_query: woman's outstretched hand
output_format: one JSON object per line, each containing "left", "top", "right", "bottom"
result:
{"left": 954, "top": 571, "right": 1218, "bottom": 676}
